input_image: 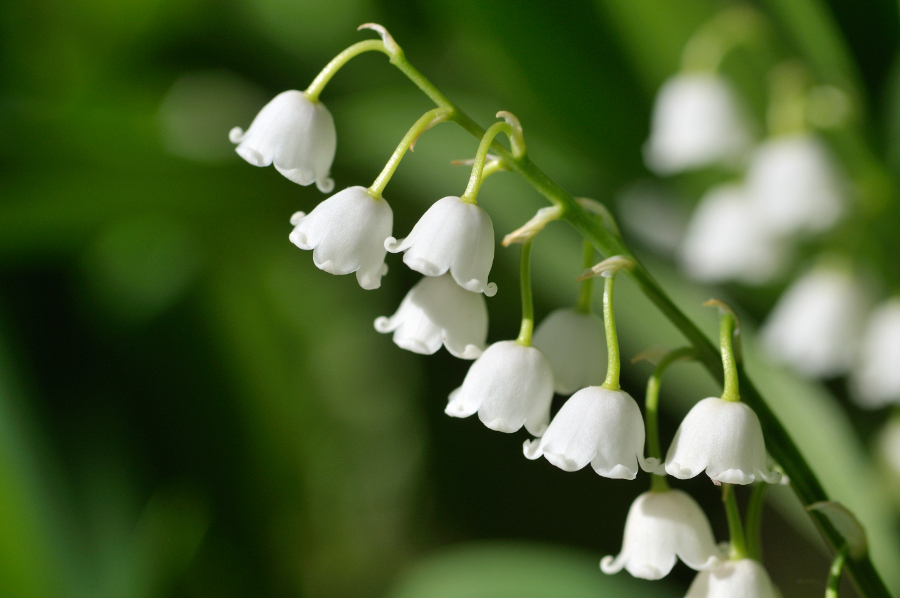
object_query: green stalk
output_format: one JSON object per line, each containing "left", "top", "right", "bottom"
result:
{"left": 744, "top": 482, "right": 768, "bottom": 560}
{"left": 645, "top": 347, "right": 695, "bottom": 493}
{"left": 827, "top": 546, "right": 849, "bottom": 598}
{"left": 305, "top": 40, "right": 390, "bottom": 101}
{"left": 461, "top": 122, "right": 513, "bottom": 204}
{"left": 723, "top": 484, "right": 748, "bottom": 560}
{"left": 718, "top": 309, "right": 740, "bottom": 402}
{"left": 515, "top": 239, "right": 534, "bottom": 346}
{"left": 368, "top": 108, "right": 452, "bottom": 199}
{"left": 601, "top": 276, "right": 621, "bottom": 391}
{"left": 355, "top": 42, "right": 892, "bottom": 598}
{"left": 575, "top": 240, "right": 595, "bottom": 314}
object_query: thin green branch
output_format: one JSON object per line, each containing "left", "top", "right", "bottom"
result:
{"left": 645, "top": 347, "right": 694, "bottom": 493}
{"left": 516, "top": 239, "right": 534, "bottom": 347}
{"left": 576, "top": 240, "right": 595, "bottom": 314}
{"left": 745, "top": 482, "right": 769, "bottom": 560}
{"left": 601, "top": 276, "right": 621, "bottom": 390}
{"left": 723, "top": 484, "right": 748, "bottom": 560}
{"left": 827, "top": 546, "right": 850, "bottom": 598}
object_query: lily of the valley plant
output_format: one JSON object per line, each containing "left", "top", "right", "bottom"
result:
{"left": 230, "top": 21, "right": 887, "bottom": 598}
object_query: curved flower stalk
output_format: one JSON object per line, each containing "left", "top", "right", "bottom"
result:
{"left": 685, "top": 558, "right": 779, "bottom": 598}
{"left": 851, "top": 299, "right": 900, "bottom": 408}
{"left": 289, "top": 186, "right": 392, "bottom": 289}
{"left": 385, "top": 196, "right": 497, "bottom": 296}
{"left": 375, "top": 273, "right": 487, "bottom": 359}
{"left": 746, "top": 134, "right": 845, "bottom": 235}
{"left": 445, "top": 340, "right": 554, "bottom": 435}
{"left": 643, "top": 73, "right": 751, "bottom": 175}
{"left": 665, "top": 397, "right": 781, "bottom": 484}
{"left": 230, "top": 90, "right": 336, "bottom": 192}
{"left": 761, "top": 265, "right": 867, "bottom": 378}
{"left": 601, "top": 489, "right": 722, "bottom": 579}
{"left": 532, "top": 308, "right": 606, "bottom": 395}
{"left": 679, "top": 184, "right": 787, "bottom": 285}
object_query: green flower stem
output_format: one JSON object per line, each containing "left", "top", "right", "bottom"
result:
{"left": 575, "top": 240, "right": 595, "bottom": 314}
{"left": 305, "top": 40, "right": 391, "bottom": 101}
{"left": 827, "top": 546, "right": 850, "bottom": 598}
{"left": 368, "top": 108, "right": 452, "bottom": 199}
{"left": 461, "top": 122, "right": 513, "bottom": 204}
{"left": 718, "top": 309, "right": 741, "bottom": 402}
{"left": 744, "top": 482, "right": 769, "bottom": 561}
{"left": 601, "top": 275, "right": 621, "bottom": 390}
{"left": 723, "top": 484, "right": 749, "bottom": 560}
{"left": 516, "top": 239, "right": 534, "bottom": 347}
{"left": 381, "top": 47, "right": 891, "bottom": 598}
{"left": 645, "top": 347, "right": 695, "bottom": 493}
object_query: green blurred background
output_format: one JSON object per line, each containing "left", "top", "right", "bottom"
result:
{"left": 2, "top": 0, "right": 900, "bottom": 596}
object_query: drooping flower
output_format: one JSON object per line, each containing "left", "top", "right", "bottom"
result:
{"left": 523, "top": 386, "right": 654, "bottom": 480}
{"left": 385, "top": 196, "right": 497, "bottom": 296}
{"left": 643, "top": 73, "right": 751, "bottom": 175}
{"left": 375, "top": 273, "right": 487, "bottom": 359}
{"left": 679, "top": 184, "right": 787, "bottom": 285}
{"left": 289, "top": 186, "right": 392, "bottom": 290}
{"left": 851, "top": 299, "right": 900, "bottom": 408}
{"left": 445, "top": 341, "right": 554, "bottom": 435}
{"left": 746, "top": 134, "right": 844, "bottom": 235}
{"left": 230, "top": 90, "right": 336, "bottom": 192}
{"left": 601, "top": 489, "right": 722, "bottom": 580}
{"left": 685, "top": 558, "right": 779, "bottom": 598}
{"left": 665, "top": 397, "right": 781, "bottom": 484}
{"left": 532, "top": 308, "right": 605, "bottom": 395}
{"left": 761, "top": 265, "right": 867, "bottom": 378}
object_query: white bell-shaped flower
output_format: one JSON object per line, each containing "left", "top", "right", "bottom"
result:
{"left": 680, "top": 184, "right": 787, "bottom": 285}
{"left": 665, "top": 397, "right": 781, "bottom": 484}
{"left": 532, "top": 308, "right": 605, "bottom": 395}
{"left": 685, "top": 558, "right": 778, "bottom": 598}
{"left": 446, "top": 341, "right": 554, "bottom": 435}
{"left": 851, "top": 299, "right": 900, "bottom": 408}
{"left": 601, "top": 489, "right": 722, "bottom": 580}
{"left": 761, "top": 266, "right": 867, "bottom": 378}
{"left": 523, "top": 386, "right": 653, "bottom": 480}
{"left": 746, "top": 134, "right": 844, "bottom": 235}
{"left": 230, "top": 90, "right": 336, "bottom": 192}
{"left": 289, "top": 186, "right": 392, "bottom": 290}
{"left": 385, "top": 196, "right": 497, "bottom": 296}
{"left": 644, "top": 73, "right": 751, "bottom": 175}
{"left": 375, "top": 274, "right": 487, "bottom": 359}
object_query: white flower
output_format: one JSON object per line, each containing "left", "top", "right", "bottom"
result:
{"left": 445, "top": 341, "right": 554, "bottom": 435}
{"left": 385, "top": 196, "right": 497, "bottom": 296}
{"left": 289, "top": 186, "right": 392, "bottom": 290}
{"left": 644, "top": 73, "right": 751, "bottom": 175}
{"left": 533, "top": 308, "right": 605, "bottom": 395}
{"left": 746, "top": 134, "right": 844, "bottom": 235}
{"left": 229, "top": 90, "right": 336, "bottom": 192}
{"left": 665, "top": 397, "right": 781, "bottom": 484}
{"left": 523, "top": 386, "right": 653, "bottom": 480}
{"left": 679, "top": 184, "right": 788, "bottom": 285}
{"left": 375, "top": 274, "right": 487, "bottom": 359}
{"left": 761, "top": 266, "right": 867, "bottom": 378}
{"left": 601, "top": 489, "right": 722, "bottom": 580}
{"left": 851, "top": 299, "right": 900, "bottom": 408}
{"left": 685, "top": 558, "right": 778, "bottom": 598}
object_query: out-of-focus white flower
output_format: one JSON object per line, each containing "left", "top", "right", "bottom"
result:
{"left": 601, "top": 489, "right": 722, "bottom": 580}
{"left": 446, "top": 341, "right": 553, "bottom": 435}
{"left": 665, "top": 397, "right": 781, "bottom": 484}
{"left": 746, "top": 134, "right": 844, "bottom": 235}
{"left": 523, "top": 386, "right": 653, "bottom": 480}
{"left": 761, "top": 266, "right": 867, "bottom": 378}
{"left": 532, "top": 308, "right": 605, "bottom": 395}
{"left": 385, "top": 196, "right": 497, "bottom": 296}
{"left": 852, "top": 299, "right": 900, "bottom": 408}
{"left": 685, "top": 558, "right": 778, "bottom": 598}
{"left": 644, "top": 73, "right": 751, "bottom": 175}
{"left": 375, "top": 274, "right": 487, "bottom": 359}
{"left": 617, "top": 182, "right": 689, "bottom": 254}
{"left": 680, "top": 184, "right": 787, "bottom": 285}
{"left": 230, "top": 90, "right": 336, "bottom": 192}
{"left": 289, "top": 186, "right": 392, "bottom": 290}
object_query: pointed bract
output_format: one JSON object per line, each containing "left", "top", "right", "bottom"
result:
{"left": 446, "top": 341, "right": 554, "bottom": 435}
{"left": 665, "top": 397, "right": 781, "bottom": 484}
{"left": 523, "top": 386, "right": 654, "bottom": 480}
{"left": 230, "top": 90, "right": 336, "bottom": 192}
{"left": 533, "top": 308, "right": 606, "bottom": 395}
{"left": 685, "top": 559, "right": 779, "bottom": 598}
{"left": 385, "top": 196, "right": 497, "bottom": 296}
{"left": 375, "top": 274, "right": 488, "bottom": 359}
{"left": 601, "top": 490, "right": 722, "bottom": 580}
{"left": 289, "top": 186, "right": 392, "bottom": 290}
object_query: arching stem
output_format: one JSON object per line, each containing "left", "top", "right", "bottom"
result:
{"left": 305, "top": 40, "right": 391, "bottom": 101}
{"left": 461, "top": 122, "right": 512, "bottom": 204}
{"left": 644, "top": 347, "right": 695, "bottom": 492}
{"left": 826, "top": 546, "right": 850, "bottom": 598}
{"left": 602, "top": 275, "right": 621, "bottom": 390}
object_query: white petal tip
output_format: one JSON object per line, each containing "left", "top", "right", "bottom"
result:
{"left": 289, "top": 229, "right": 311, "bottom": 249}
{"left": 481, "top": 417, "right": 520, "bottom": 434}
{"left": 452, "top": 344, "right": 484, "bottom": 360}
{"left": 289, "top": 211, "right": 306, "bottom": 226}
{"left": 316, "top": 176, "right": 335, "bottom": 194}
{"left": 522, "top": 439, "right": 542, "bottom": 460}
{"left": 664, "top": 463, "right": 697, "bottom": 479}
{"left": 228, "top": 127, "right": 245, "bottom": 143}
{"left": 484, "top": 282, "right": 497, "bottom": 297}
{"left": 599, "top": 556, "right": 622, "bottom": 575}
{"left": 384, "top": 236, "right": 401, "bottom": 252}
{"left": 373, "top": 316, "right": 393, "bottom": 333}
